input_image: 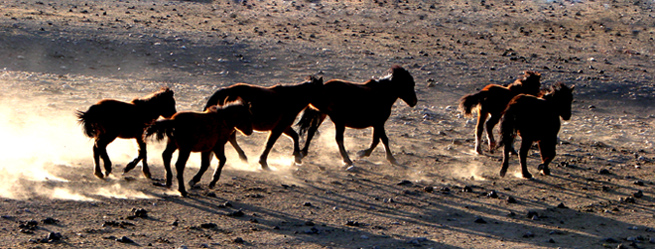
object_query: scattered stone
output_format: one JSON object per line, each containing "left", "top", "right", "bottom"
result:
{"left": 628, "top": 226, "right": 639, "bottom": 230}
{"left": 616, "top": 243, "right": 629, "bottom": 249}
{"left": 486, "top": 190, "right": 498, "bottom": 198}
{"left": 304, "top": 227, "right": 319, "bottom": 234}
{"left": 129, "top": 208, "right": 148, "bottom": 219}
{"left": 346, "top": 166, "right": 358, "bottom": 172}
{"left": 234, "top": 237, "right": 244, "bottom": 243}
{"left": 227, "top": 210, "right": 244, "bottom": 217}
{"left": 523, "top": 231, "right": 535, "bottom": 238}
{"left": 200, "top": 223, "right": 218, "bottom": 229}
{"left": 527, "top": 211, "right": 539, "bottom": 219}
{"left": 423, "top": 186, "right": 434, "bottom": 192}
{"left": 47, "top": 232, "right": 63, "bottom": 241}
{"left": 346, "top": 220, "right": 360, "bottom": 227}
{"left": 116, "top": 236, "right": 134, "bottom": 243}
{"left": 42, "top": 217, "right": 59, "bottom": 225}
{"left": 598, "top": 169, "right": 611, "bottom": 175}
{"left": 633, "top": 190, "right": 644, "bottom": 198}
{"left": 218, "top": 201, "right": 233, "bottom": 208}
{"left": 548, "top": 238, "right": 555, "bottom": 243}
{"left": 462, "top": 186, "right": 473, "bottom": 192}
{"left": 172, "top": 220, "right": 179, "bottom": 226}
{"left": 603, "top": 237, "right": 619, "bottom": 243}
{"left": 507, "top": 196, "right": 517, "bottom": 204}
{"left": 303, "top": 202, "right": 312, "bottom": 207}
{"left": 177, "top": 246, "right": 189, "bottom": 249}
{"left": 397, "top": 180, "right": 413, "bottom": 186}
{"left": 407, "top": 237, "right": 428, "bottom": 245}
{"left": 304, "top": 221, "right": 315, "bottom": 226}
{"left": 634, "top": 180, "right": 644, "bottom": 186}
{"left": 556, "top": 202, "right": 568, "bottom": 209}
{"left": 206, "top": 192, "right": 217, "bottom": 198}
{"left": 474, "top": 217, "right": 487, "bottom": 224}
{"left": 440, "top": 187, "right": 451, "bottom": 193}
{"left": 620, "top": 196, "right": 636, "bottom": 203}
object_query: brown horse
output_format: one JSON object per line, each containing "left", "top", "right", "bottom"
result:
{"left": 77, "top": 87, "right": 177, "bottom": 179}
{"left": 147, "top": 101, "right": 253, "bottom": 197}
{"left": 203, "top": 76, "right": 323, "bottom": 170}
{"left": 499, "top": 82, "right": 574, "bottom": 178}
{"left": 297, "top": 65, "right": 417, "bottom": 166}
{"left": 459, "top": 71, "right": 542, "bottom": 154}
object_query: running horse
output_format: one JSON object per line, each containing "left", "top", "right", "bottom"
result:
{"left": 499, "top": 82, "right": 574, "bottom": 178}
{"left": 297, "top": 65, "right": 417, "bottom": 166}
{"left": 458, "top": 71, "right": 541, "bottom": 154}
{"left": 77, "top": 87, "right": 177, "bottom": 179}
{"left": 147, "top": 100, "right": 253, "bottom": 197}
{"left": 203, "top": 76, "right": 323, "bottom": 170}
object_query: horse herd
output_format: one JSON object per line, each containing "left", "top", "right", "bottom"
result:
{"left": 77, "top": 66, "right": 574, "bottom": 196}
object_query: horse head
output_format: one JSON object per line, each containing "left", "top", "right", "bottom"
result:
{"left": 226, "top": 98, "right": 254, "bottom": 136}
{"left": 389, "top": 65, "right": 418, "bottom": 107}
{"left": 547, "top": 82, "right": 574, "bottom": 121}
{"left": 521, "top": 71, "right": 542, "bottom": 95}
{"left": 157, "top": 87, "right": 177, "bottom": 118}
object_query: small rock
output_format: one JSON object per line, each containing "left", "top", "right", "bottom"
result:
{"left": 628, "top": 226, "right": 639, "bottom": 230}
{"left": 206, "top": 192, "right": 217, "bottom": 198}
{"left": 345, "top": 166, "right": 358, "bottom": 172}
{"left": 200, "top": 223, "right": 218, "bottom": 229}
{"left": 304, "top": 221, "right": 315, "bottom": 226}
{"left": 462, "top": 186, "right": 473, "bottom": 192}
{"left": 227, "top": 210, "right": 244, "bottom": 217}
{"left": 507, "top": 196, "right": 517, "bottom": 203}
{"left": 116, "top": 236, "right": 134, "bottom": 243}
{"left": 556, "top": 202, "right": 568, "bottom": 209}
{"left": 303, "top": 202, "right": 312, "bottom": 207}
{"left": 633, "top": 190, "right": 644, "bottom": 198}
{"left": 177, "top": 246, "right": 189, "bottom": 249}
{"left": 634, "top": 180, "right": 644, "bottom": 186}
{"left": 603, "top": 237, "right": 618, "bottom": 243}
{"left": 474, "top": 217, "right": 487, "bottom": 224}
{"left": 527, "top": 211, "right": 539, "bottom": 219}
{"left": 397, "top": 180, "right": 413, "bottom": 186}
{"left": 42, "top": 217, "right": 59, "bottom": 224}
{"left": 304, "top": 227, "right": 319, "bottom": 234}
{"left": 234, "top": 237, "right": 244, "bottom": 243}
{"left": 407, "top": 237, "right": 428, "bottom": 245}
{"left": 345, "top": 220, "right": 360, "bottom": 227}
{"left": 548, "top": 238, "right": 555, "bottom": 243}
{"left": 47, "top": 232, "right": 63, "bottom": 241}
{"left": 133, "top": 208, "right": 148, "bottom": 218}
{"left": 486, "top": 190, "right": 498, "bottom": 198}
{"left": 599, "top": 169, "right": 611, "bottom": 175}
{"left": 523, "top": 231, "right": 535, "bottom": 238}
{"left": 423, "top": 186, "right": 434, "bottom": 192}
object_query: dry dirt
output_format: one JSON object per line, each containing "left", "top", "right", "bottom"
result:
{"left": 1, "top": 0, "right": 655, "bottom": 248}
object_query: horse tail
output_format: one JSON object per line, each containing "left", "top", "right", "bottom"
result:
{"left": 499, "top": 103, "right": 517, "bottom": 148}
{"left": 146, "top": 120, "right": 175, "bottom": 141}
{"left": 76, "top": 109, "right": 98, "bottom": 138}
{"left": 296, "top": 107, "right": 325, "bottom": 137}
{"left": 458, "top": 91, "right": 485, "bottom": 117}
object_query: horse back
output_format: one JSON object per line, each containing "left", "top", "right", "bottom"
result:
{"left": 506, "top": 94, "right": 560, "bottom": 139}
{"left": 168, "top": 111, "right": 231, "bottom": 152}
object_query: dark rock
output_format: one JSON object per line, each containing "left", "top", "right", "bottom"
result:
{"left": 304, "top": 221, "right": 315, "bottom": 226}
{"left": 523, "top": 231, "right": 535, "bottom": 238}
{"left": 133, "top": 208, "right": 148, "bottom": 218}
{"left": 633, "top": 190, "right": 644, "bottom": 198}
{"left": 47, "top": 232, "right": 63, "bottom": 241}
{"left": 227, "top": 210, "right": 245, "bottom": 217}
{"left": 507, "top": 196, "right": 517, "bottom": 203}
{"left": 462, "top": 186, "right": 473, "bottom": 192}
{"left": 423, "top": 186, "right": 434, "bottom": 192}
{"left": 527, "top": 211, "right": 539, "bottom": 219}
{"left": 486, "top": 190, "right": 498, "bottom": 198}
{"left": 200, "top": 223, "right": 217, "bottom": 229}
{"left": 397, "top": 180, "right": 413, "bottom": 186}
{"left": 345, "top": 220, "right": 360, "bottom": 227}
{"left": 303, "top": 202, "right": 312, "bottom": 207}
{"left": 116, "top": 236, "right": 134, "bottom": 243}
{"left": 557, "top": 202, "right": 568, "bottom": 209}
{"left": 599, "top": 169, "right": 611, "bottom": 175}
{"left": 206, "top": 192, "right": 217, "bottom": 198}
{"left": 304, "top": 227, "right": 319, "bottom": 234}
{"left": 234, "top": 237, "right": 244, "bottom": 243}
{"left": 603, "top": 237, "right": 618, "bottom": 243}
{"left": 42, "top": 217, "right": 59, "bottom": 225}
{"left": 474, "top": 217, "right": 487, "bottom": 224}
{"left": 634, "top": 180, "right": 644, "bottom": 186}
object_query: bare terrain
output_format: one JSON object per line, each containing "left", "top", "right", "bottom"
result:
{"left": 1, "top": 0, "right": 655, "bottom": 248}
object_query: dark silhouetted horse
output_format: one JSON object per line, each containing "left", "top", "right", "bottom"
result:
{"left": 459, "top": 71, "right": 542, "bottom": 154}
{"left": 203, "top": 76, "right": 323, "bottom": 170}
{"left": 499, "top": 82, "right": 574, "bottom": 178}
{"left": 147, "top": 101, "right": 253, "bottom": 197}
{"left": 297, "top": 65, "right": 417, "bottom": 166}
{"left": 77, "top": 88, "right": 177, "bottom": 179}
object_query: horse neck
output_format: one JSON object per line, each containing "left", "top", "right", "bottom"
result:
{"left": 369, "top": 78, "right": 402, "bottom": 99}
{"left": 132, "top": 99, "right": 162, "bottom": 120}
{"left": 274, "top": 83, "right": 317, "bottom": 104}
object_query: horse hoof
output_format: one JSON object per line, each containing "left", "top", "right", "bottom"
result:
{"left": 208, "top": 182, "right": 216, "bottom": 189}
{"left": 499, "top": 171, "right": 506, "bottom": 177}
{"left": 188, "top": 180, "right": 197, "bottom": 188}
{"left": 152, "top": 182, "right": 167, "bottom": 187}
{"left": 94, "top": 172, "right": 105, "bottom": 179}
{"left": 522, "top": 173, "right": 533, "bottom": 179}
{"left": 179, "top": 191, "right": 188, "bottom": 197}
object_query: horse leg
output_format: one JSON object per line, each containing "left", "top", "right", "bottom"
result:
{"left": 258, "top": 128, "right": 285, "bottom": 170}
{"left": 334, "top": 124, "right": 353, "bottom": 166}
{"left": 485, "top": 113, "right": 501, "bottom": 153}
{"left": 94, "top": 135, "right": 115, "bottom": 178}
{"left": 208, "top": 144, "right": 227, "bottom": 189}
{"left": 124, "top": 137, "right": 151, "bottom": 179}
{"left": 300, "top": 113, "right": 327, "bottom": 158}
{"left": 518, "top": 139, "right": 533, "bottom": 179}
{"left": 175, "top": 150, "right": 191, "bottom": 197}
{"left": 283, "top": 127, "right": 303, "bottom": 164}
{"left": 189, "top": 151, "right": 213, "bottom": 188}
{"left": 356, "top": 127, "right": 380, "bottom": 159}
{"left": 92, "top": 143, "right": 104, "bottom": 179}
{"left": 474, "top": 111, "right": 488, "bottom": 154}
{"left": 537, "top": 138, "right": 557, "bottom": 176}
{"left": 162, "top": 141, "right": 177, "bottom": 188}
{"left": 499, "top": 140, "right": 511, "bottom": 177}
{"left": 377, "top": 126, "right": 399, "bottom": 165}
{"left": 228, "top": 131, "right": 248, "bottom": 163}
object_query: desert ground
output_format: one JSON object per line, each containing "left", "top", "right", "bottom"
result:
{"left": 1, "top": 0, "right": 655, "bottom": 248}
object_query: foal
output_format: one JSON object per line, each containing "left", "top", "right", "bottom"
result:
{"left": 499, "top": 82, "right": 574, "bottom": 178}
{"left": 147, "top": 101, "right": 253, "bottom": 197}
{"left": 77, "top": 88, "right": 176, "bottom": 179}
{"left": 459, "top": 71, "right": 541, "bottom": 154}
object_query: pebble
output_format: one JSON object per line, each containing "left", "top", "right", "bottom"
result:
{"left": 474, "top": 217, "right": 487, "bottom": 224}
{"left": 633, "top": 190, "right": 644, "bottom": 198}
{"left": 346, "top": 220, "right": 360, "bottom": 227}
{"left": 200, "top": 223, "right": 218, "bottom": 229}
{"left": 523, "top": 231, "right": 535, "bottom": 238}
{"left": 462, "top": 186, "right": 473, "bottom": 192}
{"left": 527, "top": 211, "right": 539, "bottom": 219}
{"left": 42, "top": 217, "right": 59, "bottom": 224}
{"left": 603, "top": 237, "right": 618, "bottom": 243}
{"left": 599, "top": 169, "right": 611, "bottom": 175}
{"left": 556, "top": 202, "right": 568, "bottom": 209}
{"left": 234, "top": 237, "right": 244, "bottom": 243}
{"left": 346, "top": 166, "right": 358, "bottom": 172}
{"left": 116, "top": 236, "right": 134, "bottom": 243}
{"left": 177, "top": 246, "right": 188, "bottom": 249}
{"left": 227, "top": 210, "right": 244, "bottom": 217}
{"left": 486, "top": 190, "right": 498, "bottom": 198}
{"left": 634, "top": 180, "right": 644, "bottom": 186}
{"left": 507, "top": 196, "right": 517, "bottom": 203}
{"left": 47, "top": 232, "right": 63, "bottom": 241}
{"left": 303, "top": 202, "right": 312, "bottom": 207}
{"left": 407, "top": 237, "right": 428, "bottom": 245}
{"left": 397, "top": 180, "right": 413, "bottom": 186}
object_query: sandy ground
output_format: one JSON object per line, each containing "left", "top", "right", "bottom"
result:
{"left": 1, "top": 0, "right": 655, "bottom": 248}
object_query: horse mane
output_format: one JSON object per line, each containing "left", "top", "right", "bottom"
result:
{"left": 132, "top": 87, "right": 174, "bottom": 105}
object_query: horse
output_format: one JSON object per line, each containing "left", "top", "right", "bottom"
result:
{"left": 77, "top": 87, "right": 177, "bottom": 179}
{"left": 458, "top": 71, "right": 542, "bottom": 154}
{"left": 146, "top": 100, "right": 253, "bottom": 197}
{"left": 202, "top": 76, "right": 323, "bottom": 170}
{"left": 498, "top": 82, "right": 574, "bottom": 179}
{"left": 297, "top": 65, "right": 417, "bottom": 166}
